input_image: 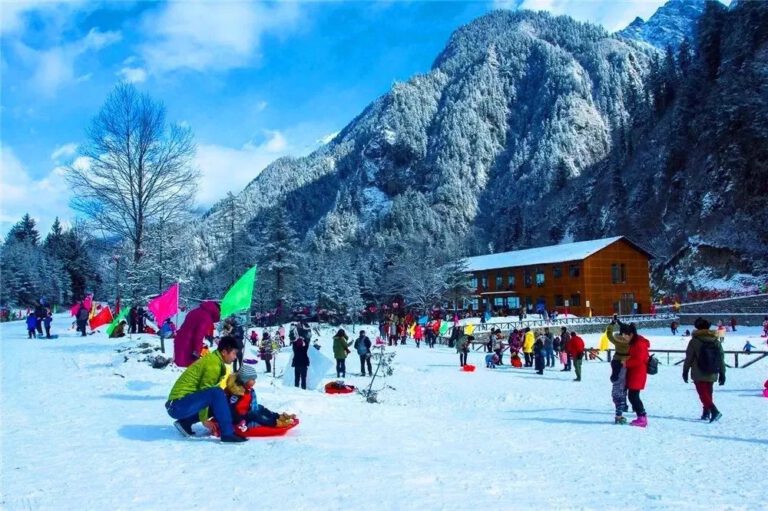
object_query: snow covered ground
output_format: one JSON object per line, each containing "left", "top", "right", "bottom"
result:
{"left": 1, "top": 316, "right": 767, "bottom": 511}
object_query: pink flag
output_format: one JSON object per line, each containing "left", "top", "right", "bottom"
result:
{"left": 148, "top": 283, "right": 179, "bottom": 325}
{"left": 71, "top": 293, "right": 93, "bottom": 316}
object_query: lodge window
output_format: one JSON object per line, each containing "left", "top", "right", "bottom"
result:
{"left": 570, "top": 294, "right": 582, "bottom": 306}
{"left": 524, "top": 268, "right": 532, "bottom": 288}
{"left": 481, "top": 274, "right": 488, "bottom": 288}
{"left": 525, "top": 296, "right": 533, "bottom": 310}
{"left": 508, "top": 296, "right": 520, "bottom": 308}
{"left": 553, "top": 265, "right": 562, "bottom": 278}
{"left": 535, "top": 267, "right": 545, "bottom": 287}
{"left": 470, "top": 276, "right": 478, "bottom": 289}
{"left": 470, "top": 298, "right": 479, "bottom": 310}
{"left": 554, "top": 295, "right": 564, "bottom": 306}
{"left": 494, "top": 297, "right": 504, "bottom": 307}
{"left": 569, "top": 264, "right": 580, "bottom": 278}
{"left": 507, "top": 274, "right": 516, "bottom": 288}
{"left": 495, "top": 275, "right": 503, "bottom": 289}
{"left": 611, "top": 263, "right": 627, "bottom": 284}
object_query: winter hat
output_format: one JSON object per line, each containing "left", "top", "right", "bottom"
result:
{"left": 237, "top": 365, "right": 258, "bottom": 383}
{"left": 694, "top": 317, "right": 711, "bottom": 330}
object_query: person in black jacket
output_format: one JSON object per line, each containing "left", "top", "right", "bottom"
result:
{"left": 128, "top": 306, "right": 138, "bottom": 334}
{"left": 292, "top": 337, "right": 310, "bottom": 389}
{"left": 34, "top": 302, "right": 46, "bottom": 336}
{"left": 354, "top": 330, "right": 373, "bottom": 376}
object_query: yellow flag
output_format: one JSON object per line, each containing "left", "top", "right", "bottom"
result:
{"left": 464, "top": 324, "right": 475, "bottom": 335}
{"left": 408, "top": 323, "right": 415, "bottom": 336}
{"left": 599, "top": 332, "right": 609, "bottom": 351}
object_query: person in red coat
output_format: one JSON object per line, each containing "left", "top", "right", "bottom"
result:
{"left": 566, "top": 332, "right": 585, "bottom": 381}
{"left": 620, "top": 323, "right": 650, "bottom": 427}
{"left": 173, "top": 301, "right": 221, "bottom": 367}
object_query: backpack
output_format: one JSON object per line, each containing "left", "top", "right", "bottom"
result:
{"left": 697, "top": 342, "right": 721, "bottom": 374}
{"left": 646, "top": 354, "right": 659, "bottom": 375}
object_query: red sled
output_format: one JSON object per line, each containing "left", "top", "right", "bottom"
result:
{"left": 237, "top": 418, "right": 299, "bottom": 437}
{"left": 461, "top": 364, "right": 476, "bottom": 372}
{"left": 324, "top": 382, "right": 356, "bottom": 394}
{"left": 212, "top": 418, "right": 300, "bottom": 438}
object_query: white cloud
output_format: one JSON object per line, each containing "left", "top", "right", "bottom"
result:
{"left": 0, "top": 0, "right": 88, "bottom": 36}
{"left": 195, "top": 131, "right": 293, "bottom": 206}
{"left": 13, "top": 28, "right": 122, "bottom": 97}
{"left": 506, "top": 0, "right": 668, "bottom": 33}
{"left": 0, "top": 145, "right": 75, "bottom": 237}
{"left": 50, "top": 142, "right": 78, "bottom": 162}
{"left": 117, "top": 66, "right": 147, "bottom": 83}
{"left": 138, "top": 1, "right": 301, "bottom": 75}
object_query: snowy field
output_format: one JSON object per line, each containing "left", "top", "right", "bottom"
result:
{"left": 1, "top": 316, "right": 767, "bottom": 511}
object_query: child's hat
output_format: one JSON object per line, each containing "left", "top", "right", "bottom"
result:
{"left": 237, "top": 365, "right": 258, "bottom": 382}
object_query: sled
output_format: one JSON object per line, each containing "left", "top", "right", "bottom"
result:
{"left": 212, "top": 418, "right": 300, "bottom": 438}
{"left": 461, "top": 364, "right": 476, "bottom": 372}
{"left": 763, "top": 388, "right": 768, "bottom": 398}
{"left": 243, "top": 358, "right": 260, "bottom": 365}
{"left": 324, "top": 381, "right": 356, "bottom": 394}
{"left": 237, "top": 418, "right": 300, "bottom": 437}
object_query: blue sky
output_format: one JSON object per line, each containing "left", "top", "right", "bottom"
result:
{"left": 0, "top": 0, "right": 670, "bottom": 237}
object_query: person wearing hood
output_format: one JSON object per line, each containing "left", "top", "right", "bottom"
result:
{"left": 683, "top": 317, "right": 726, "bottom": 422}
{"left": 522, "top": 327, "right": 535, "bottom": 367}
{"left": 620, "top": 323, "right": 651, "bottom": 427}
{"left": 173, "top": 301, "right": 221, "bottom": 368}
{"left": 332, "top": 329, "right": 352, "bottom": 378}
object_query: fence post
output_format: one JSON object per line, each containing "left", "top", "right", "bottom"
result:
{"left": 735, "top": 353, "right": 739, "bottom": 368}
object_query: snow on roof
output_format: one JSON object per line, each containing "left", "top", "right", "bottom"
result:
{"left": 464, "top": 236, "right": 639, "bottom": 272}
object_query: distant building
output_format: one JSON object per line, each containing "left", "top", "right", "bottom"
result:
{"left": 463, "top": 236, "right": 653, "bottom": 316}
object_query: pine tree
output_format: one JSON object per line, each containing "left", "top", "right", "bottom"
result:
{"left": 256, "top": 205, "right": 300, "bottom": 319}
{"left": 5, "top": 213, "right": 40, "bottom": 246}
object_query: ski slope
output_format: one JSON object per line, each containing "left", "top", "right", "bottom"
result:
{"left": 1, "top": 316, "right": 767, "bottom": 511}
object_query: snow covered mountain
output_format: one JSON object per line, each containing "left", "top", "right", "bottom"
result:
{"left": 193, "top": 2, "right": 768, "bottom": 294}
{"left": 617, "top": 0, "right": 707, "bottom": 49}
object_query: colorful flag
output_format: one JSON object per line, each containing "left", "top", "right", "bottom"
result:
{"left": 439, "top": 321, "right": 450, "bottom": 336}
{"left": 106, "top": 307, "right": 129, "bottom": 337}
{"left": 83, "top": 294, "right": 93, "bottom": 311}
{"left": 89, "top": 306, "right": 114, "bottom": 330}
{"left": 417, "top": 315, "right": 428, "bottom": 325}
{"left": 599, "top": 332, "right": 610, "bottom": 351}
{"left": 464, "top": 324, "right": 475, "bottom": 335}
{"left": 407, "top": 323, "right": 416, "bottom": 336}
{"left": 220, "top": 266, "right": 258, "bottom": 318}
{"left": 148, "top": 283, "right": 179, "bottom": 325}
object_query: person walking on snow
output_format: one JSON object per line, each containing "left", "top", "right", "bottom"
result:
{"left": 620, "top": 323, "right": 651, "bottom": 427}
{"left": 333, "top": 329, "right": 352, "bottom": 378}
{"left": 566, "top": 331, "right": 585, "bottom": 381}
{"left": 543, "top": 327, "right": 555, "bottom": 367}
{"left": 559, "top": 326, "right": 571, "bottom": 371}
{"left": 683, "top": 317, "right": 725, "bottom": 422}
{"left": 292, "top": 337, "right": 310, "bottom": 389}
{"left": 43, "top": 310, "right": 53, "bottom": 338}
{"left": 606, "top": 320, "right": 630, "bottom": 424}
{"left": 165, "top": 336, "right": 246, "bottom": 443}
{"left": 354, "top": 330, "right": 373, "bottom": 377}
{"left": 533, "top": 333, "right": 545, "bottom": 375}
{"left": 26, "top": 312, "right": 37, "bottom": 338}
{"left": 522, "top": 327, "right": 535, "bottom": 367}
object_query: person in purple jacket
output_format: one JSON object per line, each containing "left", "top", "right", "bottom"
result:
{"left": 173, "top": 301, "right": 220, "bottom": 367}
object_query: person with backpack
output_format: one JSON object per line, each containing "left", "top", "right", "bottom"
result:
{"left": 683, "top": 317, "right": 725, "bottom": 422}
{"left": 619, "top": 323, "right": 650, "bottom": 427}
{"left": 354, "top": 330, "right": 373, "bottom": 376}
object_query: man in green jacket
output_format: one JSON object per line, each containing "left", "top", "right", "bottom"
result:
{"left": 683, "top": 317, "right": 726, "bottom": 422}
{"left": 166, "top": 336, "right": 246, "bottom": 442}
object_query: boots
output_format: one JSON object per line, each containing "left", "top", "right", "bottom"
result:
{"left": 709, "top": 406, "right": 722, "bottom": 423}
{"left": 700, "top": 408, "right": 711, "bottom": 421}
{"left": 614, "top": 416, "right": 627, "bottom": 425}
{"left": 630, "top": 415, "right": 648, "bottom": 428}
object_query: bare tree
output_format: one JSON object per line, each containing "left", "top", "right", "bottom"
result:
{"left": 66, "top": 83, "right": 199, "bottom": 265}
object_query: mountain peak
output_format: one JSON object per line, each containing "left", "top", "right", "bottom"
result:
{"left": 617, "top": 0, "right": 708, "bottom": 49}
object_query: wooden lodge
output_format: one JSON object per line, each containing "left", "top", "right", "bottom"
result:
{"left": 462, "top": 236, "right": 653, "bottom": 317}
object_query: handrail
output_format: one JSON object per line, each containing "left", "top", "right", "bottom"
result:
{"left": 604, "top": 348, "right": 768, "bottom": 369}
{"left": 463, "top": 313, "right": 677, "bottom": 333}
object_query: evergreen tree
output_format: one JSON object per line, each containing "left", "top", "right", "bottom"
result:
{"left": 256, "top": 205, "right": 300, "bottom": 319}
{"left": 5, "top": 213, "right": 40, "bottom": 246}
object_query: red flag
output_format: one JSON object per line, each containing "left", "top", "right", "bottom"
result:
{"left": 89, "top": 306, "right": 113, "bottom": 330}
{"left": 148, "top": 283, "right": 179, "bottom": 325}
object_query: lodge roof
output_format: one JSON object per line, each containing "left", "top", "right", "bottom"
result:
{"left": 463, "top": 236, "right": 653, "bottom": 272}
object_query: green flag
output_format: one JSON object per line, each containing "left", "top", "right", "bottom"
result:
{"left": 106, "top": 306, "right": 129, "bottom": 337}
{"left": 220, "top": 266, "right": 258, "bottom": 318}
{"left": 439, "top": 321, "right": 451, "bottom": 336}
